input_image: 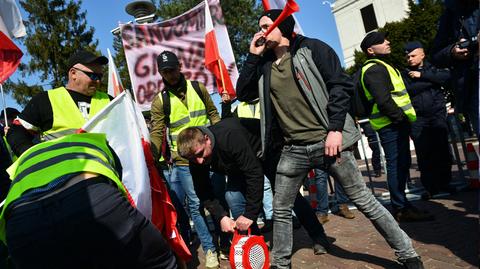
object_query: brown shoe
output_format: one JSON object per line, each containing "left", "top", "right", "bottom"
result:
{"left": 395, "top": 207, "right": 435, "bottom": 222}
{"left": 338, "top": 204, "right": 355, "bottom": 219}
{"left": 316, "top": 213, "right": 329, "bottom": 224}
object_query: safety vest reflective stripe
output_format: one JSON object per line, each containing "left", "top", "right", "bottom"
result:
{"left": 42, "top": 128, "right": 79, "bottom": 141}
{"left": 370, "top": 103, "right": 413, "bottom": 119}
{"left": 361, "top": 59, "right": 416, "bottom": 130}
{"left": 16, "top": 141, "right": 113, "bottom": 168}
{"left": 43, "top": 87, "right": 109, "bottom": 140}
{"left": 167, "top": 80, "right": 209, "bottom": 153}
{"left": 190, "top": 110, "right": 207, "bottom": 118}
{"left": 0, "top": 133, "right": 125, "bottom": 243}
{"left": 170, "top": 116, "right": 191, "bottom": 128}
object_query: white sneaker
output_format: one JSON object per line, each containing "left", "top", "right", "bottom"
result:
{"left": 205, "top": 249, "right": 219, "bottom": 268}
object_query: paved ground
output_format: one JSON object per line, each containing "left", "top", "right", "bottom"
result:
{"left": 188, "top": 146, "right": 479, "bottom": 269}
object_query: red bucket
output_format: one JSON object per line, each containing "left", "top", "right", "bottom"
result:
{"left": 229, "top": 229, "right": 269, "bottom": 269}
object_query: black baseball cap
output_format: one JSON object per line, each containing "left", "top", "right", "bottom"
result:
{"left": 404, "top": 41, "right": 423, "bottom": 54}
{"left": 360, "top": 32, "right": 387, "bottom": 53}
{"left": 67, "top": 50, "right": 108, "bottom": 70}
{"left": 157, "top": 51, "right": 180, "bottom": 71}
{"left": 260, "top": 9, "right": 295, "bottom": 40}
{"left": 0, "top": 107, "right": 20, "bottom": 120}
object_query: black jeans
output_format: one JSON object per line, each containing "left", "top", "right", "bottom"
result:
{"left": 6, "top": 178, "right": 177, "bottom": 269}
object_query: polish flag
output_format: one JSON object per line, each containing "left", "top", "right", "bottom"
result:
{"left": 262, "top": 0, "right": 304, "bottom": 35}
{"left": 81, "top": 91, "right": 191, "bottom": 261}
{"left": 0, "top": 31, "right": 22, "bottom": 84}
{"left": 0, "top": 0, "right": 25, "bottom": 84}
{"left": 204, "top": 0, "right": 235, "bottom": 98}
{"left": 106, "top": 48, "right": 125, "bottom": 97}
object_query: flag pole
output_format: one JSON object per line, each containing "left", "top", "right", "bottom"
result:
{"left": 1, "top": 83, "right": 8, "bottom": 128}
{"left": 217, "top": 59, "right": 228, "bottom": 97}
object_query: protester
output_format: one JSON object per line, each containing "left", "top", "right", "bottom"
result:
{"left": 177, "top": 118, "right": 266, "bottom": 235}
{"left": 149, "top": 50, "right": 221, "bottom": 268}
{"left": 0, "top": 133, "right": 179, "bottom": 269}
{"left": 431, "top": 0, "right": 479, "bottom": 136}
{"left": 236, "top": 11, "right": 425, "bottom": 269}
{"left": 220, "top": 98, "right": 274, "bottom": 233}
{"left": 312, "top": 169, "right": 354, "bottom": 224}
{"left": 6, "top": 50, "right": 110, "bottom": 156}
{"left": 402, "top": 41, "right": 453, "bottom": 199}
{"left": 359, "top": 32, "right": 434, "bottom": 222}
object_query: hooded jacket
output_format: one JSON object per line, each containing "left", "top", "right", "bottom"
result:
{"left": 236, "top": 35, "right": 361, "bottom": 158}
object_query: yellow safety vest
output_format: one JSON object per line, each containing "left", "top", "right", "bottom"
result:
{"left": 3, "top": 136, "right": 17, "bottom": 162}
{"left": 236, "top": 101, "right": 261, "bottom": 119}
{"left": 361, "top": 59, "right": 416, "bottom": 130}
{"left": 164, "top": 80, "right": 209, "bottom": 153}
{"left": 0, "top": 133, "right": 126, "bottom": 243}
{"left": 43, "top": 87, "right": 109, "bottom": 141}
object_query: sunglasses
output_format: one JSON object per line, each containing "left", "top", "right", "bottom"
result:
{"left": 72, "top": 67, "right": 103, "bottom": 81}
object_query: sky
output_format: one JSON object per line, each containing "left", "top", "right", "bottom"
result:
{"left": 5, "top": 0, "right": 342, "bottom": 110}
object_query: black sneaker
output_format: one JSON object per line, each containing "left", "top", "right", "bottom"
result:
{"left": 400, "top": 256, "right": 425, "bottom": 269}
{"left": 395, "top": 207, "right": 435, "bottom": 222}
{"left": 312, "top": 236, "right": 330, "bottom": 255}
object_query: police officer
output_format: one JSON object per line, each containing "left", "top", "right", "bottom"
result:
{"left": 360, "top": 32, "right": 432, "bottom": 222}
{"left": 402, "top": 41, "right": 453, "bottom": 199}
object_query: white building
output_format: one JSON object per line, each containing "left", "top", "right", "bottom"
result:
{"left": 332, "top": 0, "right": 410, "bottom": 67}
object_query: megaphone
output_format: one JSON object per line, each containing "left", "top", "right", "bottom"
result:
{"left": 255, "top": 0, "right": 300, "bottom": 47}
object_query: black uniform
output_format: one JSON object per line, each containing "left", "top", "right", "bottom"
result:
{"left": 402, "top": 61, "right": 452, "bottom": 194}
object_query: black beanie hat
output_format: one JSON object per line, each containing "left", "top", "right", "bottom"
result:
{"left": 260, "top": 9, "right": 295, "bottom": 39}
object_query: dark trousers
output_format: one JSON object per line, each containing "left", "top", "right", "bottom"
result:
{"left": 377, "top": 122, "right": 412, "bottom": 211}
{"left": 361, "top": 122, "right": 382, "bottom": 172}
{"left": 411, "top": 124, "right": 452, "bottom": 194}
{"left": 263, "top": 151, "right": 327, "bottom": 242}
{"left": 6, "top": 178, "right": 177, "bottom": 269}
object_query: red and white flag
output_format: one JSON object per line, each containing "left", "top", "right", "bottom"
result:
{"left": 263, "top": 0, "right": 304, "bottom": 35}
{"left": 0, "top": 0, "right": 25, "bottom": 83}
{"left": 81, "top": 92, "right": 191, "bottom": 261}
{"left": 0, "top": 0, "right": 26, "bottom": 39}
{"left": 204, "top": 0, "right": 236, "bottom": 98}
{"left": 0, "top": 31, "right": 22, "bottom": 84}
{"left": 106, "top": 48, "right": 125, "bottom": 97}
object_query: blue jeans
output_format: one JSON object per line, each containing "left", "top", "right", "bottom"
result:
{"left": 263, "top": 176, "right": 273, "bottom": 220}
{"left": 314, "top": 169, "right": 349, "bottom": 214}
{"left": 377, "top": 122, "right": 412, "bottom": 211}
{"left": 272, "top": 141, "right": 418, "bottom": 268}
{"left": 224, "top": 190, "right": 260, "bottom": 234}
{"left": 162, "top": 165, "right": 216, "bottom": 252}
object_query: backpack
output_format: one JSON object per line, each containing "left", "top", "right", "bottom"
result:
{"left": 351, "top": 66, "right": 374, "bottom": 119}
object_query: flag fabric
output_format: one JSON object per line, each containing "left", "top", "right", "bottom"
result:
{"left": 268, "top": 0, "right": 304, "bottom": 35}
{"left": 0, "top": 31, "right": 22, "bottom": 83}
{"left": 106, "top": 48, "right": 125, "bottom": 97}
{"left": 204, "top": 0, "right": 236, "bottom": 98}
{"left": 0, "top": 0, "right": 26, "bottom": 39}
{"left": 81, "top": 92, "right": 191, "bottom": 261}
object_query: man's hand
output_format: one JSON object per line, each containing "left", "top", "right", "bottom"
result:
{"left": 451, "top": 39, "right": 470, "bottom": 60}
{"left": 220, "top": 216, "right": 236, "bottom": 233}
{"left": 325, "top": 131, "right": 342, "bottom": 157}
{"left": 408, "top": 71, "right": 421, "bottom": 78}
{"left": 250, "top": 32, "right": 267, "bottom": 55}
{"left": 235, "top": 215, "right": 254, "bottom": 231}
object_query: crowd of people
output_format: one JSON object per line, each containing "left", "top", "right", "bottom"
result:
{"left": 0, "top": 0, "right": 478, "bottom": 268}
